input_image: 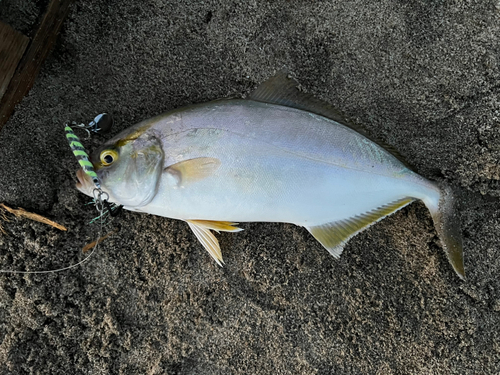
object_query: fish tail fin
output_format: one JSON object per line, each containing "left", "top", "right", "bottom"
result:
{"left": 424, "top": 184, "right": 465, "bottom": 279}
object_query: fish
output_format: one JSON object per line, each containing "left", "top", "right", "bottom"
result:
{"left": 75, "top": 73, "right": 465, "bottom": 279}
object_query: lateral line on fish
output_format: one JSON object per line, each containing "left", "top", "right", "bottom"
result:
{"left": 162, "top": 126, "right": 416, "bottom": 182}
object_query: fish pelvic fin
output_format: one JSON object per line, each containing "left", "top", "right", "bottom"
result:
{"left": 427, "top": 185, "right": 465, "bottom": 279}
{"left": 306, "top": 198, "right": 414, "bottom": 258}
{"left": 186, "top": 220, "right": 243, "bottom": 266}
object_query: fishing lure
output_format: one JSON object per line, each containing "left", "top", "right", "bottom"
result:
{"left": 65, "top": 125, "right": 101, "bottom": 190}
{"left": 65, "top": 122, "right": 123, "bottom": 217}
{"left": 88, "top": 113, "right": 113, "bottom": 134}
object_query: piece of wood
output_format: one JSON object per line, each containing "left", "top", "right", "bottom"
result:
{"left": 82, "top": 228, "right": 119, "bottom": 253}
{"left": 0, "top": 22, "right": 29, "bottom": 101}
{"left": 0, "top": 0, "right": 74, "bottom": 130}
{"left": 0, "top": 203, "right": 67, "bottom": 231}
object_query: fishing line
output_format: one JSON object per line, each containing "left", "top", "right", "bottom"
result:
{"left": 0, "top": 115, "right": 115, "bottom": 274}
{"left": 0, "top": 200, "right": 104, "bottom": 274}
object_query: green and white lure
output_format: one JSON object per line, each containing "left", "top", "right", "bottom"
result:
{"left": 65, "top": 120, "right": 123, "bottom": 220}
{"left": 65, "top": 125, "right": 102, "bottom": 190}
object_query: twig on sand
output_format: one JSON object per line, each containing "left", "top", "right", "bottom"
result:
{"left": 82, "top": 228, "right": 118, "bottom": 253}
{"left": 0, "top": 203, "right": 67, "bottom": 231}
{"left": 0, "top": 209, "right": 9, "bottom": 234}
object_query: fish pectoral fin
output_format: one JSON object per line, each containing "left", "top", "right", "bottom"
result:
{"left": 186, "top": 220, "right": 242, "bottom": 266}
{"left": 306, "top": 198, "right": 414, "bottom": 258}
{"left": 165, "top": 157, "right": 221, "bottom": 187}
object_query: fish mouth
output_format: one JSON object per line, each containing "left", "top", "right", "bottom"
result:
{"left": 76, "top": 168, "right": 85, "bottom": 189}
{"left": 76, "top": 168, "right": 93, "bottom": 196}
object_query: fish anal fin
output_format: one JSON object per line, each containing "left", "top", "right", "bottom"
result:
{"left": 165, "top": 157, "right": 221, "bottom": 187}
{"left": 250, "top": 72, "right": 413, "bottom": 170}
{"left": 307, "top": 198, "right": 414, "bottom": 258}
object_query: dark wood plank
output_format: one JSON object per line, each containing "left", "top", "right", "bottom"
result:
{"left": 0, "top": 22, "right": 29, "bottom": 101}
{"left": 0, "top": 0, "right": 74, "bottom": 130}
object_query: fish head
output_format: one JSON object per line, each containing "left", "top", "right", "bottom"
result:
{"left": 76, "top": 127, "right": 164, "bottom": 208}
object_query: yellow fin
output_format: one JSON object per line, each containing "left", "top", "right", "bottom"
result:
{"left": 186, "top": 220, "right": 242, "bottom": 266}
{"left": 187, "top": 220, "right": 243, "bottom": 233}
{"left": 165, "top": 157, "right": 221, "bottom": 187}
{"left": 307, "top": 198, "right": 414, "bottom": 257}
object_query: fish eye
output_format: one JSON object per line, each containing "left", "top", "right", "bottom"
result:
{"left": 100, "top": 150, "right": 118, "bottom": 166}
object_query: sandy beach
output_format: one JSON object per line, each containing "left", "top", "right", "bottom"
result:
{"left": 0, "top": 0, "right": 499, "bottom": 373}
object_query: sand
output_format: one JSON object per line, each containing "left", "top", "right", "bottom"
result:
{"left": 0, "top": 0, "right": 499, "bottom": 373}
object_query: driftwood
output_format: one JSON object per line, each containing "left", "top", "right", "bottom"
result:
{"left": 0, "top": 203, "right": 67, "bottom": 231}
{"left": 0, "top": 0, "right": 74, "bottom": 129}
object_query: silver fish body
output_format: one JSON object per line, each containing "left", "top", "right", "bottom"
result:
{"left": 140, "top": 99, "right": 439, "bottom": 224}
{"left": 76, "top": 74, "right": 464, "bottom": 278}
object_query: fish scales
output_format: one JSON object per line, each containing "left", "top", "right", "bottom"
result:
{"left": 141, "top": 100, "right": 437, "bottom": 223}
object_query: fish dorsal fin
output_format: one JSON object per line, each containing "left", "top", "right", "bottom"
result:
{"left": 249, "top": 72, "right": 412, "bottom": 169}
{"left": 186, "top": 220, "right": 243, "bottom": 266}
{"left": 250, "top": 71, "right": 350, "bottom": 126}
{"left": 306, "top": 198, "right": 414, "bottom": 257}
{"left": 165, "top": 157, "right": 221, "bottom": 188}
